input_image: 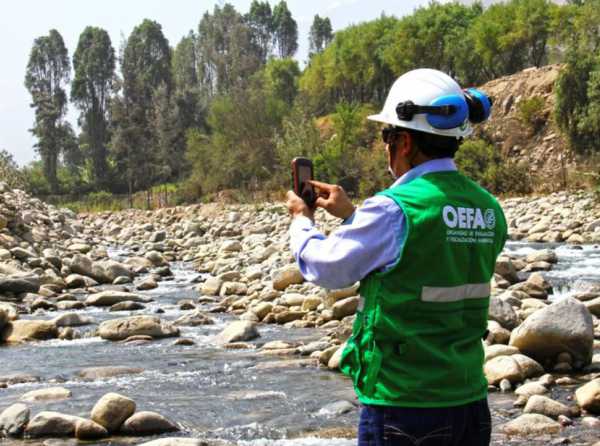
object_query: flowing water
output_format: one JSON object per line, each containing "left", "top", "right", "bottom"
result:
{"left": 1, "top": 242, "right": 600, "bottom": 445}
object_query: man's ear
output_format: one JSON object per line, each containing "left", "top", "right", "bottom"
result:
{"left": 398, "top": 131, "right": 413, "bottom": 157}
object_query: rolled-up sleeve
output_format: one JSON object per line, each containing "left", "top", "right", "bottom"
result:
{"left": 288, "top": 196, "right": 405, "bottom": 289}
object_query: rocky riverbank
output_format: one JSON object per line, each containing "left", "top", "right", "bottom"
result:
{"left": 1, "top": 182, "right": 600, "bottom": 445}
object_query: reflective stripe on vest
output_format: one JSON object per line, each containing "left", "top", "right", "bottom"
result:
{"left": 421, "top": 282, "right": 491, "bottom": 303}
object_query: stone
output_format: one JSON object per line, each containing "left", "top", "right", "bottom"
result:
{"left": 515, "top": 382, "right": 548, "bottom": 398}
{"left": 173, "top": 310, "right": 215, "bottom": 326}
{"left": 20, "top": 387, "right": 71, "bottom": 402}
{"left": 484, "top": 354, "right": 544, "bottom": 385}
{"left": 317, "top": 400, "right": 355, "bottom": 416}
{"left": 584, "top": 296, "right": 600, "bottom": 317}
{"left": 120, "top": 411, "right": 179, "bottom": 435}
{"left": 325, "top": 284, "right": 360, "bottom": 307}
{"left": 332, "top": 296, "right": 360, "bottom": 320}
{"left": 501, "top": 414, "right": 561, "bottom": 436}
{"left": 251, "top": 302, "right": 273, "bottom": 320}
{"left": 52, "top": 313, "right": 94, "bottom": 327}
{"left": 146, "top": 251, "right": 167, "bottom": 267}
{"left": 575, "top": 379, "right": 600, "bottom": 414}
{"left": 302, "top": 295, "right": 322, "bottom": 311}
{"left": 328, "top": 342, "right": 347, "bottom": 370}
{"left": 136, "top": 438, "right": 206, "bottom": 446}
{"left": 98, "top": 316, "right": 179, "bottom": 341}
{"left": 69, "top": 254, "right": 94, "bottom": 277}
{"left": 77, "top": 366, "right": 143, "bottom": 380}
{"left": 272, "top": 265, "right": 304, "bottom": 291}
{"left": 280, "top": 293, "right": 306, "bottom": 307}
{"left": 0, "top": 302, "right": 18, "bottom": 320}
{"left": 110, "top": 301, "right": 146, "bottom": 312}
{"left": 220, "top": 240, "right": 242, "bottom": 252}
{"left": 9, "top": 247, "right": 36, "bottom": 261}
{"left": 485, "top": 344, "right": 519, "bottom": 362}
{"left": 0, "top": 403, "right": 30, "bottom": 437}
{"left": 200, "top": 277, "right": 222, "bottom": 296}
{"left": 275, "top": 310, "right": 306, "bottom": 324}
{"left": 1, "top": 320, "right": 58, "bottom": 343}
{"left": 25, "top": 411, "right": 86, "bottom": 438}
{"left": 487, "top": 320, "right": 511, "bottom": 344}
{"left": 523, "top": 395, "right": 573, "bottom": 419}
{"left": 74, "top": 419, "right": 108, "bottom": 440}
{"left": 495, "top": 258, "right": 519, "bottom": 283}
{"left": 0, "top": 276, "right": 40, "bottom": 294}
{"left": 85, "top": 290, "right": 149, "bottom": 307}
{"left": 509, "top": 297, "right": 594, "bottom": 365}
{"left": 215, "top": 320, "right": 259, "bottom": 344}
{"left": 136, "top": 277, "right": 158, "bottom": 291}
{"left": 93, "top": 260, "right": 132, "bottom": 283}
{"left": 489, "top": 296, "right": 519, "bottom": 330}
{"left": 90, "top": 392, "right": 136, "bottom": 433}
{"left": 526, "top": 249, "right": 558, "bottom": 264}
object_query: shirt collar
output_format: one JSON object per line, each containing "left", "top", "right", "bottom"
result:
{"left": 391, "top": 157, "right": 457, "bottom": 188}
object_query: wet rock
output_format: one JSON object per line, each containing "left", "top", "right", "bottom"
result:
{"left": 93, "top": 260, "right": 132, "bottom": 283}
{"left": 74, "top": 419, "right": 108, "bottom": 440}
{"left": 199, "top": 277, "right": 223, "bottom": 296}
{"left": 0, "top": 276, "right": 40, "bottom": 294}
{"left": 145, "top": 251, "right": 167, "bottom": 267}
{"left": 0, "top": 403, "right": 30, "bottom": 437}
{"left": 575, "top": 379, "right": 600, "bottom": 413}
{"left": 1, "top": 320, "right": 58, "bottom": 343}
{"left": 20, "top": 387, "right": 72, "bottom": 402}
{"left": 495, "top": 257, "right": 519, "bottom": 283}
{"left": 524, "top": 395, "right": 572, "bottom": 419}
{"left": 90, "top": 392, "right": 136, "bottom": 433}
{"left": 484, "top": 354, "right": 544, "bottom": 385}
{"left": 489, "top": 296, "right": 519, "bottom": 330}
{"left": 272, "top": 265, "right": 304, "bottom": 291}
{"left": 98, "top": 316, "right": 179, "bottom": 341}
{"left": 584, "top": 296, "right": 600, "bottom": 317}
{"left": 526, "top": 249, "right": 558, "bottom": 264}
{"left": 85, "top": 290, "right": 149, "bottom": 307}
{"left": 68, "top": 254, "right": 94, "bottom": 277}
{"left": 136, "top": 277, "right": 158, "bottom": 290}
{"left": 509, "top": 297, "right": 594, "bottom": 366}
{"left": 515, "top": 382, "right": 548, "bottom": 398}
{"left": 25, "top": 411, "right": 86, "bottom": 438}
{"left": 110, "top": 301, "right": 146, "bottom": 312}
{"left": 0, "top": 373, "right": 40, "bottom": 385}
{"left": 77, "top": 366, "right": 144, "bottom": 380}
{"left": 499, "top": 379, "right": 512, "bottom": 392}
{"left": 215, "top": 320, "right": 259, "bottom": 344}
{"left": 173, "top": 338, "right": 196, "bottom": 346}
{"left": 332, "top": 296, "right": 360, "bottom": 320}
{"left": 486, "top": 320, "right": 511, "bottom": 344}
{"left": 275, "top": 310, "right": 306, "bottom": 324}
{"left": 174, "top": 310, "right": 215, "bottom": 326}
{"left": 136, "top": 438, "right": 206, "bottom": 446}
{"left": 581, "top": 416, "right": 600, "bottom": 429}
{"left": 317, "top": 401, "right": 355, "bottom": 416}
{"left": 120, "top": 411, "right": 179, "bottom": 435}
{"left": 328, "top": 342, "right": 347, "bottom": 370}
{"left": 501, "top": 413, "right": 561, "bottom": 436}
{"left": 52, "top": 313, "right": 94, "bottom": 327}
{"left": 65, "top": 274, "right": 95, "bottom": 289}
{"left": 0, "top": 302, "right": 18, "bottom": 320}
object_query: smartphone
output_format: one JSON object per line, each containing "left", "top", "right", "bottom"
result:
{"left": 291, "top": 157, "right": 316, "bottom": 207}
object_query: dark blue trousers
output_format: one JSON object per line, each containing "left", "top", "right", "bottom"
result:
{"left": 358, "top": 398, "right": 491, "bottom": 446}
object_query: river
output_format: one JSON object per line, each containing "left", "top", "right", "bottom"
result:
{"left": 1, "top": 241, "right": 599, "bottom": 445}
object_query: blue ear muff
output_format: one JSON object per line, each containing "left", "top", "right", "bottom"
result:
{"left": 464, "top": 88, "right": 492, "bottom": 123}
{"left": 426, "top": 95, "right": 469, "bottom": 130}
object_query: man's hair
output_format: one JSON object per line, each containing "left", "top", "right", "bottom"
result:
{"left": 406, "top": 128, "right": 462, "bottom": 159}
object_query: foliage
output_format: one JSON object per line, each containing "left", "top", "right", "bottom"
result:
{"left": 273, "top": 1, "right": 298, "bottom": 58}
{"left": 309, "top": 15, "right": 333, "bottom": 57}
{"left": 455, "top": 139, "right": 532, "bottom": 194}
{"left": 0, "top": 150, "right": 26, "bottom": 189}
{"left": 24, "top": 29, "right": 71, "bottom": 194}
{"left": 517, "top": 96, "right": 546, "bottom": 133}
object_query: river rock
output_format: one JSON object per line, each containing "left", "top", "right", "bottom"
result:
{"left": 52, "top": 313, "right": 94, "bottom": 327}
{"left": 515, "top": 382, "right": 548, "bottom": 398}
{"left": 200, "top": 277, "right": 223, "bottom": 296}
{"left": 280, "top": 293, "right": 306, "bottom": 307}
{"left": 332, "top": 296, "right": 360, "bottom": 320}
{"left": 272, "top": 265, "right": 304, "bottom": 291}
{"left": 317, "top": 400, "right": 355, "bottom": 416}
{"left": 251, "top": 302, "right": 273, "bottom": 320}
{"left": 1, "top": 320, "right": 58, "bottom": 343}
{"left": 575, "top": 379, "right": 600, "bottom": 413}
{"left": 215, "top": 320, "right": 259, "bottom": 344}
{"left": 77, "top": 366, "right": 144, "bottom": 380}
{"left": 74, "top": 418, "right": 108, "bottom": 440}
{"left": 93, "top": 260, "right": 132, "bottom": 283}
{"left": 69, "top": 254, "right": 94, "bottom": 277}
{"left": 484, "top": 354, "right": 544, "bottom": 385}
{"left": 501, "top": 413, "right": 561, "bottom": 435}
{"left": 24, "top": 411, "right": 86, "bottom": 438}
{"left": 489, "top": 296, "right": 519, "bottom": 330}
{"left": 85, "top": 290, "right": 149, "bottom": 307}
{"left": 110, "top": 301, "right": 146, "bottom": 312}
{"left": 0, "top": 302, "right": 18, "bottom": 320}
{"left": 0, "top": 403, "right": 30, "bottom": 437}
{"left": 98, "top": 316, "right": 179, "bottom": 341}
{"left": 174, "top": 310, "right": 215, "bottom": 326}
{"left": 146, "top": 251, "right": 167, "bottom": 267}
{"left": 495, "top": 258, "right": 519, "bottom": 283}
{"left": 526, "top": 250, "right": 558, "bottom": 264}
{"left": 136, "top": 438, "right": 206, "bottom": 446}
{"left": 509, "top": 297, "right": 594, "bottom": 365}
{"left": 90, "top": 392, "right": 136, "bottom": 433}
{"left": 485, "top": 345, "right": 519, "bottom": 362}
{"left": 120, "top": 411, "right": 179, "bottom": 435}
{"left": 137, "top": 277, "right": 158, "bottom": 290}
{"left": 328, "top": 342, "right": 347, "bottom": 370}
{"left": 0, "top": 309, "right": 7, "bottom": 333}
{"left": 584, "top": 296, "right": 600, "bottom": 317}
{"left": 0, "top": 276, "right": 41, "bottom": 294}
{"left": 523, "top": 395, "right": 572, "bottom": 419}
{"left": 20, "top": 387, "right": 72, "bottom": 402}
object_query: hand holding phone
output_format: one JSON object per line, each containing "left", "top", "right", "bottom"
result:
{"left": 291, "top": 157, "right": 316, "bottom": 208}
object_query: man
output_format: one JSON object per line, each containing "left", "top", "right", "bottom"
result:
{"left": 286, "top": 69, "right": 507, "bottom": 446}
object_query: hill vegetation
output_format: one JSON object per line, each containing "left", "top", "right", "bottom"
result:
{"left": 5, "top": 0, "right": 600, "bottom": 206}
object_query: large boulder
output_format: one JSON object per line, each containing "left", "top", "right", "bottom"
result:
{"left": 90, "top": 392, "right": 136, "bottom": 433}
{"left": 575, "top": 379, "right": 600, "bottom": 414}
{"left": 1, "top": 320, "right": 58, "bottom": 343}
{"left": 523, "top": 395, "right": 572, "bottom": 419}
{"left": 272, "top": 265, "right": 304, "bottom": 291}
{"left": 215, "top": 320, "right": 259, "bottom": 344}
{"left": 120, "top": 411, "right": 179, "bottom": 435}
{"left": 484, "top": 354, "right": 544, "bottom": 385}
{"left": 0, "top": 275, "right": 40, "bottom": 294}
{"left": 0, "top": 403, "right": 30, "bottom": 437}
{"left": 509, "top": 298, "right": 594, "bottom": 365}
{"left": 52, "top": 313, "right": 94, "bottom": 327}
{"left": 24, "top": 411, "right": 87, "bottom": 438}
{"left": 85, "top": 290, "right": 150, "bottom": 307}
{"left": 74, "top": 419, "right": 108, "bottom": 440}
{"left": 98, "top": 316, "right": 179, "bottom": 341}
{"left": 488, "top": 296, "right": 519, "bottom": 330}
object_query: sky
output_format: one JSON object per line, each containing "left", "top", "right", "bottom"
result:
{"left": 0, "top": 0, "right": 447, "bottom": 166}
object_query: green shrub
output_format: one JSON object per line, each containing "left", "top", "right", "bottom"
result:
{"left": 455, "top": 139, "right": 532, "bottom": 194}
{"left": 517, "top": 96, "right": 546, "bottom": 132}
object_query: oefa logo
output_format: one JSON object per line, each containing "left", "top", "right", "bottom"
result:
{"left": 443, "top": 205, "right": 496, "bottom": 230}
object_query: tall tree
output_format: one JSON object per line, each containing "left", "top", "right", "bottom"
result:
{"left": 246, "top": 0, "right": 274, "bottom": 62}
{"left": 71, "top": 26, "right": 115, "bottom": 190}
{"left": 24, "top": 29, "right": 70, "bottom": 193}
{"left": 273, "top": 1, "right": 298, "bottom": 58}
{"left": 309, "top": 15, "right": 333, "bottom": 56}
{"left": 111, "top": 19, "right": 172, "bottom": 199}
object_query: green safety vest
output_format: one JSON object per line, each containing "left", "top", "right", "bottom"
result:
{"left": 339, "top": 170, "right": 508, "bottom": 408}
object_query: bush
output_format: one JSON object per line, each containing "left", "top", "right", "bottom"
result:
{"left": 455, "top": 139, "right": 532, "bottom": 194}
{"left": 517, "top": 96, "right": 546, "bottom": 133}
{"left": 0, "top": 150, "right": 26, "bottom": 190}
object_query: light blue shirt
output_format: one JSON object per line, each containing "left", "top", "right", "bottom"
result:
{"left": 289, "top": 158, "right": 458, "bottom": 289}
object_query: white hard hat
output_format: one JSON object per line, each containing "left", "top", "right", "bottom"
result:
{"left": 368, "top": 69, "right": 474, "bottom": 138}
